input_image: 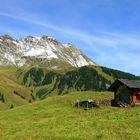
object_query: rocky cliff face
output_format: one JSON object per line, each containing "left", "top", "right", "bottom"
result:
{"left": 0, "top": 34, "right": 96, "bottom": 68}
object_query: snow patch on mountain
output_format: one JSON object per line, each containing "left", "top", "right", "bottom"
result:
{"left": 0, "top": 35, "right": 96, "bottom": 67}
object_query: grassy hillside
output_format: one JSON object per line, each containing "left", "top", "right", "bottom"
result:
{"left": 0, "top": 65, "right": 139, "bottom": 110}
{"left": 101, "top": 66, "right": 140, "bottom": 80}
{"left": 17, "top": 65, "right": 140, "bottom": 100}
{"left": 0, "top": 91, "right": 140, "bottom": 140}
{"left": 0, "top": 66, "right": 33, "bottom": 110}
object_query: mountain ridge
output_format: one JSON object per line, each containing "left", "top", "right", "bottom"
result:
{"left": 0, "top": 34, "right": 96, "bottom": 68}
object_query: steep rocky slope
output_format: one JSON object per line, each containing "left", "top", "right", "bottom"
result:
{"left": 0, "top": 35, "right": 96, "bottom": 68}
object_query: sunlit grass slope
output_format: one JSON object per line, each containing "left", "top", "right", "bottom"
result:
{"left": 0, "top": 91, "right": 140, "bottom": 140}
{"left": 0, "top": 66, "right": 32, "bottom": 110}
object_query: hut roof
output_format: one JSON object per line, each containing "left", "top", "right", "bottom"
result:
{"left": 108, "top": 79, "right": 140, "bottom": 91}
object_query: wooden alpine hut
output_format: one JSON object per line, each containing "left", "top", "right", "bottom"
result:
{"left": 108, "top": 79, "right": 140, "bottom": 106}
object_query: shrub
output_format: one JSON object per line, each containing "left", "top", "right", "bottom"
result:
{"left": 10, "top": 104, "right": 14, "bottom": 109}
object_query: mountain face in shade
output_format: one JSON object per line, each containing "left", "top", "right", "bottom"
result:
{"left": 0, "top": 35, "right": 96, "bottom": 68}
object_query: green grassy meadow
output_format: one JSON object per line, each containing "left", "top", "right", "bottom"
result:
{"left": 0, "top": 66, "right": 32, "bottom": 110}
{"left": 0, "top": 91, "right": 140, "bottom": 140}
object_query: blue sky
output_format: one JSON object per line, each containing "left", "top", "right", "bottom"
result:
{"left": 0, "top": 0, "right": 140, "bottom": 75}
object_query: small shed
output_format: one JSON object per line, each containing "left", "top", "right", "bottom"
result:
{"left": 108, "top": 79, "right": 140, "bottom": 106}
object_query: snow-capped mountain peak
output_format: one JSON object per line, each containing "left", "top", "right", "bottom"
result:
{"left": 0, "top": 35, "right": 96, "bottom": 68}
